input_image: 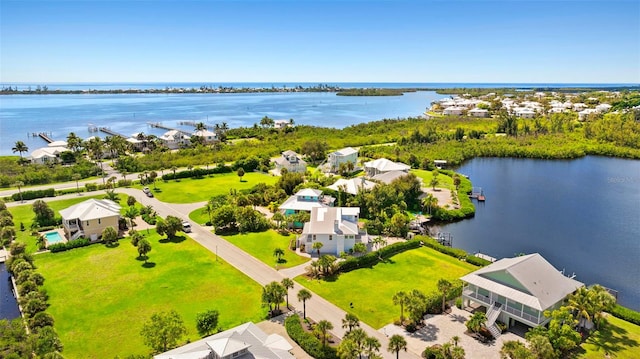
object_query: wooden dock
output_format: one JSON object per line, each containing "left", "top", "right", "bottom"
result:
{"left": 178, "top": 121, "right": 217, "bottom": 131}
{"left": 471, "top": 187, "right": 485, "bottom": 201}
{"left": 99, "top": 127, "right": 128, "bottom": 138}
{"left": 475, "top": 252, "right": 496, "bottom": 262}
{"left": 37, "top": 132, "right": 54, "bottom": 143}
{"left": 148, "top": 122, "right": 191, "bottom": 135}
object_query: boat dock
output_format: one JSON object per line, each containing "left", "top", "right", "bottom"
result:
{"left": 475, "top": 252, "right": 497, "bottom": 262}
{"left": 99, "top": 127, "right": 128, "bottom": 138}
{"left": 148, "top": 122, "right": 191, "bottom": 135}
{"left": 37, "top": 132, "right": 54, "bottom": 143}
{"left": 178, "top": 121, "right": 217, "bottom": 131}
{"left": 471, "top": 187, "right": 486, "bottom": 201}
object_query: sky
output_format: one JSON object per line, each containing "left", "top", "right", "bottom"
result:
{"left": 1, "top": 0, "right": 639, "bottom": 84}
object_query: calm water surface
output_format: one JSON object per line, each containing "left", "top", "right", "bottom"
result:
{"left": 0, "top": 90, "right": 443, "bottom": 155}
{"left": 442, "top": 157, "right": 640, "bottom": 310}
{"left": 0, "top": 262, "right": 21, "bottom": 320}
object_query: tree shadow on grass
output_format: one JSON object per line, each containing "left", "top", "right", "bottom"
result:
{"left": 142, "top": 262, "right": 156, "bottom": 268}
{"left": 104, "top": 241, "right": 120, "bottom": 248}
{"left": 276, "top": 258, "right": 288, "bottom": 264}
{"left": 239, "top": 179, "right": 247, "bottom": 183}
{"left": 159, "top": 235, "right": 186, "bottom": 244}
{"left": 582, "top": 320, "right": 639, "bottom": 357}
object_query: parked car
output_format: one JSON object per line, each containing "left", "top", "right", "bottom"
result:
{"left": 182, "top": 221, "right": 192, "bottom": 233}
{"left": 142, "top": 187, "right": 153, "bottom": 197}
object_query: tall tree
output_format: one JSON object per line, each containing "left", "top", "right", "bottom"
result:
{"left": 137, "top": 238, "right": 152, "bottom": 263}
{"left": 102, "top": 226, "right": 118, "bottom": 245}
{"left": 66, "top": 132, "right": 83, "bottom": 154}
{"left": 297, "top": 289, "right": 312, "bottom": 319}
{"left": 314, "top": 320, "right": 334, "bottom": 347}
{"left": 237, "top": 167, "right": 245, "bottom": 181}
{"left": 12, "top": 141, "right": 29, "bottom": 159}
{"left": 281, "top": 278, "right": 294, "bottom": 309}
{"left": 437, "top": 279, "right": 453, "bottom": 314}
{"left": 387, "top": 334, "right": 407, "bottom": 359}
{"left": 13, "top": 181, "right": 24, "bottom": 202}
{"left": 140, "top": 310, "right": 187, "bottom": 353}
{"left": 342, "top": 313, "right": 360, "bottom": 333}
{"left": 124, "top": 206, "right": 139, "bottom": 229}
{"left": 392, "top": 291, "right": 408, "bottom": 323}
{"left": 195, "top": 309, "right": 219, "bottom": 337}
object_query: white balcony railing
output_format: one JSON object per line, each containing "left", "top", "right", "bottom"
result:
{"left": 463, "top": 288, "right": 543, "bottom": 325}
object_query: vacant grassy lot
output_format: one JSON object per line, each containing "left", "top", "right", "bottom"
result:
{"left": 142, "top": 172, "right": 278, "bottom": 203}
{"left": 296, "top": 246, "right": 477, "bottom": 328}
{"left": 222, "top": 230, "right": 310, "bottom": 269}
{"left": 580, "top": 315, "right": 640, "bottom": 359}
{"left": 8, "top": 195, "right": 105, "bottom": 253}
{"left": 36, "top": 233, "right": 266, "bottom": 358}
{"left": 411, "top": 169, "right": 455, "bottom": 189}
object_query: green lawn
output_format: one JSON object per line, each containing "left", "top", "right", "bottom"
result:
{"left": 222, "top": 230, "right": 310, "bottom": 269}
{"left": 580, "top": 315, "right": 640, "bottom": 359}
{"left": 36, "top": 233, "right": 266, "bottom": 358}
{"left": 189, "top": 206, "right": 210, "bottom": 225}
{"left": 411, "top": 169, "right": 455, "bottom": 190}
{"left": 8, "top": 195, "right": 105, "bottom": 253}
{"left": 142, "top": 172, "right": 279, "bottom": 203}
{"left": 296, "top": 246, "right": 477, "bottom": 329}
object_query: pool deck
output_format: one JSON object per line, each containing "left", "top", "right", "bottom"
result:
{"left": 44, "top": 229, "right": 68, "bottom": 247}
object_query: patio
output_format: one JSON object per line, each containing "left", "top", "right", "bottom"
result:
{"left": 379, "top": 306, "right": 526, "bottom": 359}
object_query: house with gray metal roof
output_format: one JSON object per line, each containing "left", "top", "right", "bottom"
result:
{"left": 461, "top": 253, "right": 583, "bottom": 337}
{"left": 363, "top": 158, "right": 410, "bottom": 177}
{"left": 59, "top": 199, "right": 121, "bottom": 241}
{"left": 273, "top": 150, "right": 307, "bottom": 174}
{"left": 299, "top": 207, "right": 368, "bottom": 256}
{"left": 154, "top": 322, "right": 294, "bottom": 359}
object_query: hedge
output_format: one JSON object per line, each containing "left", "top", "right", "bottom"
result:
{"left": 48, "top": 238, "right": 91, "bottom": 253}
{"left": 417, "top": 236, "right": 491, "bottom": 267}
{"left": 339, "top": 239, "right": 421, "bottom": 273}
{"left": 12, "top": 188, "right": 56, "bottom": 201}
{"left": 610, "top": 304, "right": 640, "bottom": 326}
{"left": 285, "top": 314, "right": 338, "bottom": 359}
{"left": 161, "top": 165, "right": 232, "bottom": 181}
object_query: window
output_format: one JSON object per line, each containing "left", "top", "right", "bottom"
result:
{"left": 313, "top": 235, "right": 316, "bottom": 241}
{"left": 98, "top": 218, "right": 101, "bottom": 224}
{"left": 86, "top": 221, "right": 90, "bottom": 226}
{"left": 329, "top": 235, "right": 333, "bottom": 241}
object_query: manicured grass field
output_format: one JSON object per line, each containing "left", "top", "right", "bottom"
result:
{"left": 296, "top": 246, "right": 477, "bottom": 329}
{"left": 8, "top": 195, "right": 105, "bottom": 253}
{"left": 222, "top": 230, "right": 310, "bottom": 269}
{"left": 36, "top": 233, "right": 266, "bottom": 358}
{"left": 189, "top": 206, "right": 210, "bottom": 225}
{"left": 142, "top": 172, "right": 278, "bottom": 203}
{"left": 580, "top": 315, "right": 640, "bottom": 359}
{"left": 411, "top": 169, "right": 455, "bottom": 190}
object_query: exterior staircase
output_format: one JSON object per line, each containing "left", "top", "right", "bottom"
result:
{"left": 487, "top": 323, "right": 502, "bottom": 338}
{"left": 70, "top": 230, "right": 84, "bottom": 241}
{"left": 486, "top": 302, "right": 502, "bottom": 326}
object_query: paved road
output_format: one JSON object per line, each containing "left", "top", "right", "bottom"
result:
{"left": 6, "top": 186, "right": 421, "bottom": 358}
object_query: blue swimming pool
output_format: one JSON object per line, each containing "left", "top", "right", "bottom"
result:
{"left": 44, "top": 231, "right": 64, "bottom": 244}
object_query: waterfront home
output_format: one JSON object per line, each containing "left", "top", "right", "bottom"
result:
{"left": 363, "top": 158, "right": 410, "bottom": 177}
{"left": 460, "top": 253, "right": 583, "bottom": 336}
{"left": 327, "top": 177, "right": 377, "bottom": 195}
{"left": 29, "top": 143, "right": 67, "bottom": 164}
{"left": 59, "top": 199, "right": 121, "bottom": 241}
{"left": 299, "top": 207, "right": 368, "bottom": 256}
{"left": 327, "top": 147, "right": 359, "bottom": 173}
{"left": 372, "top": 170, "right": 410, "bottom": 185}
{"left": 468, "top": 108, "right": 490, "bottom": 118}
{"left": 154, "top": 322, "right": 294, "bottom": 359}
{"left": 192, "top": 129, "right": 218, "bottom": 145}
{"left": 159, "top": 130, "right": 190, "bottom": 150}
{"left": 279, "top": 188, "right": 335, "bottom": 216}
{"left": 273, "top": 150, "right": 307, "bottom": 174}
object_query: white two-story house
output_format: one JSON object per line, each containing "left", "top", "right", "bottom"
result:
{"left": 299, "top": 207, "right": 368, "bottom": 256}
{"left": 273, "top": 150, "right": 307, "bottom": 174}
{"left": 327, "top": 147, "right": 358, "bottom": 173}
{"left": 59, "top": 199, "right": 121, "bottom": 241}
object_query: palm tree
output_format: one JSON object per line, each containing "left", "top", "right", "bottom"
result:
{"left": 297, "top": 289, "right": 312, "bottom": 319}
{"left": 12, "top": 141, "right": 28, "bottom": 159}
{"left": 313, "top": 320, "right": 333, "bottom": 347}
{"left": 387, "top": 334, "right": 407, "bottom": 359}
{"left": 393, "top": 291, "right": 408, "bottom": 323}
{"left": 281, "top": 278, "right": 294, "bottom": 309}
{"left": 66, "top": 132, "right": 83, "bottom": 154}
{"left": 337, "top": 338, "right": 360, "bottom": 359}
{"left": 273, "top": 247, "right": 285, "bottom": 263}
{"left": 124, "top": 206, "right": 139, "bottom": 229}
{"left": 12, "top": 181, "right": 24, "bottom": 202}
{"left": 437, "top": 279, "right": 453, "bottom": 314}
{"left": 345, "top": 328, "right": 366, "bottom": 359}
{"left": 171, "top": 166, "right": 178, "bottom": 180}
{"left": 72, "top": 174, "right": 82, "bottom": 195}
{"left": 195, "top": 122, "right": 206, "bottom": 131}
{"left": 364, "top": 336, "right": 381, "bottom": 359}
{"left": 342, "top": 313, "right": 360, "bottom": 333}
{"left": 312, "top": 241, "right": 323, "bottom": 256}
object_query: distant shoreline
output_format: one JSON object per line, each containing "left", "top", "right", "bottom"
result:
{"left": 1, "top": 83, "right": 638, "bottom": 96}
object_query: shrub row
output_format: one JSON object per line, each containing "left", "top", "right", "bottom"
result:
{"left": 284, "top": 314, "right": 338, "bottom": 359}
{"left": 12, "top": 188, "right": 55, "bottom": 201}
{"left": 610, "top": 304, "right": 640, "bottom": 326}
{"left": 48, "top": 238, "right": 91, "bottom": 253}
{"left": 418, "top": 236, "right": 491, "bottom": 267}
{"left": 161, "top": 165, "right": 232, "bottom": 181}
{"left": 339, "top": 239, "right": 421, "bottom": 273}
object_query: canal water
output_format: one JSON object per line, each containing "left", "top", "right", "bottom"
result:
{"left": 0, "top": 262, "right": 21, "bottom": 320}
{"left": 442, "top": 156, "right": 640, "bottom": 310}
